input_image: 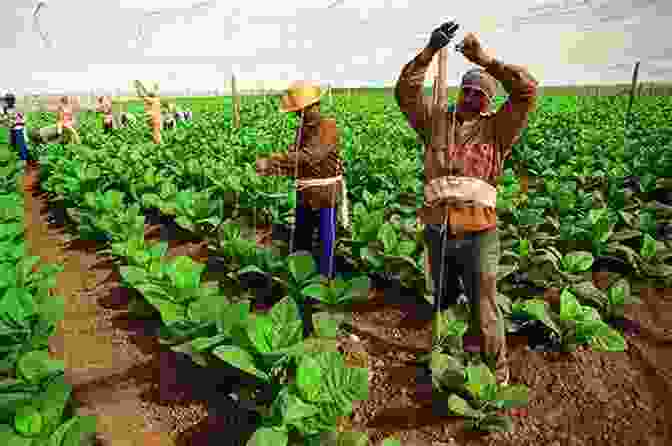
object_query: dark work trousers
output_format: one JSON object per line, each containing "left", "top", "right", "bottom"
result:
{"left": 292, "top": 191, "right": 337, "bottom": 279}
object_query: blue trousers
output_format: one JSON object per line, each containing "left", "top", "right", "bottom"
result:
{"left": 11, "top": 128, "right": 28, "bottom": 161}
{"left": 294, "top": 192, "right": 337, "bottom": 278}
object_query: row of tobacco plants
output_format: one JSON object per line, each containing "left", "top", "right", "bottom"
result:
{"left": 0, "top": 146, "right": 97, "bottom": 445}
{"left": 23, "top": 92, "right": 672, "bottom": 437}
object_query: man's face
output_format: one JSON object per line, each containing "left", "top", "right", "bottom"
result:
{"left": 458, "top": 86, "right": 488, "bottom": 113}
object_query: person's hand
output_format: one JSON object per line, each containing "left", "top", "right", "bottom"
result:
{"left": 428, "top": 21, "right": 459, "bottom": 51}
{"left": 456, "top": 32, "right": 492, "bottom": 66}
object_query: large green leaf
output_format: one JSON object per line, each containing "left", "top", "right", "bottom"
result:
{"left": 246, "top": 426, "right": 288, "bottom": 446}
{"left": 14, "top": 405, "right": 42, "bottom": 437}
{"left": 447, "top": 394, "right": 482, "bottom": 418}
{"left": 495, "top": 384, "right": 529, "bottom": 409}
{"left": 34, "top": 374, "right": 72, "bottom": 436}
{"left": 58, "top": 415, "right": 97, "bottom": 446}
{"left": 0, "top": 423, "right": 34, "bottom": 445}
{"left": 0, "top": 288, "right": 36, "bottom": 325}
{"left": 288, "top": 254, "right": 317, "bottom": 284}
{"left": 212, "top": 345, "right": 269, "bottom": 381}
{"left": 562, "top": 251, "right": 594, "bottom": 273}
{"left": 17, "top": 351, "right": 64, "bottom": 384}
{"left": 591, "top": 324, "right": 626, "bottom": 352}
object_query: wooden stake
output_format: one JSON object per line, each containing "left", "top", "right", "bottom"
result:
{"left": 232, "top": 74, "right": 241, "bottom": 129}
{"left": 431, "top": 47, "right": 448, "bottom": 170}
{"left": 625, "top": 61, "right": 640, "bottom": 130}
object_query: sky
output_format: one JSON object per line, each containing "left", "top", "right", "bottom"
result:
{"left": 1, "top": 0, "right": 671, "bottom": 94}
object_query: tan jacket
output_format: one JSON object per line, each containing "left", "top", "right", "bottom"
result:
{"left": 395, "top": 50, "right": 538, "bottom": 231}
{"left": 260, "top": 113, "right": 344, "bottom": 210}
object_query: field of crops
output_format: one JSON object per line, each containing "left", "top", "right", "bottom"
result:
{"left": 2, "top": 90, "right": 672, "bottom": 446}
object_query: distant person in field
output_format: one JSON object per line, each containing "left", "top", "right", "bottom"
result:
{"left": 56, "top": 96, "right": 81, "bottom": 144}
{"left": 256, "top": 81, "right": 346, "bottom": 281}
{"left": 134, "top": 80, "right": 162, "bottom": 144}
{"left": 2, "top": 93, "right": 29, "bottom": 162}
{"left": 97, "top": 96, "right": 114, "bottom": 134}
{"left": 163, "top": 103, "right": 176, "bottom": 130}
{"left": 395, "top": 21, "right": 538, "bottom": 386}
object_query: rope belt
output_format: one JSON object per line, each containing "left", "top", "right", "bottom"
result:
{"left": 424, "top": 175, "right": 497, "bottom": 209}
{"left": 295, "top": 175, "right": 350, "bottom": 230}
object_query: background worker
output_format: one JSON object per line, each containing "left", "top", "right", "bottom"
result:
{"left": 134, "top": 80, "right": 162, "bottom": 144}
{"left": 395, "top": 21, "right": 538, "bottom": 386}
{"left": 163, "top": 103, "right": 176, "bottom": 130}
{"left": 56, "top": 96, "right": 81, "bottom": 144}
{"left": 1, "top": 93, "right": 29, "bottom": 162}
{"left": 256, "top": 81, "right": 345, "bottom": 281}
{"left": 97, "top": 96, "right": 114, "bottom": 134}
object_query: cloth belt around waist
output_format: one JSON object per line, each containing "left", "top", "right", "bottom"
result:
{"left": 424, "top": 175, "right": 497, "bottom": 209}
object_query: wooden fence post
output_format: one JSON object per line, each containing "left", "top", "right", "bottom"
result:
{"left": 625, "top": 61, "right": 640, "bottom": 129}
{"left": 232, "top": 74, "right": 241, "bottom": 128}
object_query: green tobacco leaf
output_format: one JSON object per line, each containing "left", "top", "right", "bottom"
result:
{"left": 269, "top": 297, "right": 303, "bottom": 348}
{"left": 137, "top": 287, "right": 187, "bottom": 325}
{"left": 59, "top": 415, "right": 97, "bottom": 446}
{"left": 591, "top": 324, "right": 626, "bottom": 352}
{"left": 217, "top": 301, "right": 250, "bottom": 337}
{"left": 640, "top": 234, "right": 657, "bottom": 259}
{"left": 607, "top": 282, "right": 627, "bottom": 307}
{"left": 0, "top": 288, "right": 36, "bottom": 324}
{"left": 560, "top": 288, "right": 582, "bottom": 321}
{"left": 570, "top": 281, "right": 609, "bottom": 309}
{"left": 212, "top": 345, "right": 270, "bottom": 381}
{"left": 37, "top": 295, "right": 65, "bottom": 326}
{"left": 190, "top": 334, "right": 230, "bottom": 352}
{"left": 562, "top": 251, "right": 594, "bottom": 273}
{"left": 35, "top": 374, "right": 72, "bottom": 436}
{"left": 247, "top": 314, "right": 275, "bottom": 354}
{"left": 312, "top": 312, "right": 342, "bottom": 339}
{"left": 495, "top": 384, "right": 529, "bottom": 409}
{"left": 465, "top": 364, "right": 496, "bottom": 401}
{"left": 296, "top": 355, "right": 326, "bottom": 403}
{"left": 380, "top": 438, "right": 402, "bottom": 446}
{"left": 167, "top": 256, "right": 205, "bottom": 290}
{"left": 0, "top": 423, "right": 33, "bottom": 445}
{"left": 430, "top": 352, "right": 465, "bottom": 391}
{"left": 302, "top": 283, "right": 327, "bottom": 300}
{"left": 17, "top": 351, "right": 64, "bottom": 384}
{"left": 289, "top": 254, "right": 317, "bottom": 284}
{"left": 280, "top": 391, "right": 320, "bottom": 424}
{"left": 378, "top": 223, "right": 398, "bottom": 253}
{"left": 317, "top": 431, "right": 369, "bottom": 446}
{"left": 187, "top": 291, "right": 224, "bottom": 324}
{"left": 447, "top": 394, "right": 482, "bottom": 418}
{"left": 14, "top": 405, "right": 43, "bottom": 436}
{"left": 246, "top": 427, "right": 289, "bottom": 446}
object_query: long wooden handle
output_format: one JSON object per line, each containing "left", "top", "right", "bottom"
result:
{"left": 431, "top": 47, "right": 449, "bottom": 168}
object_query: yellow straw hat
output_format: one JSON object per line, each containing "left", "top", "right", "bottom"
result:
{"left": 279, "top": 81, "right": 325, "bottom": 113}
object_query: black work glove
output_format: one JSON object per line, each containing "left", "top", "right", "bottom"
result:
{"left": 428, "top": 21, "right": 459, "bottom": 51}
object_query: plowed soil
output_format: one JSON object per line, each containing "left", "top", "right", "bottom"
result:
{"left": 24, "top": 165, "right": 672, "bottom": 445}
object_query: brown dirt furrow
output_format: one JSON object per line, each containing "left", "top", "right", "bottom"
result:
{"left": 23, "top": 167, "right": 211, "bottom": 446}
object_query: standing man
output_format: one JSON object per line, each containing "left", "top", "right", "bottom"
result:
{"left": 255, "top": 81, "right": 345, "bottom": 281}
{"left": 56, "top": 96, "right": 81, "bottom": 145}
{"left": 96, "top": 96, "right": 114, "bottom": 134}
{"left": 395, "top": 21, "right": 538, "bottom": 385}
{"left": 2, "top": 93, "right": 29, "bottom": 163}
{"left": 134, "top": 80, "right": 162, "bottom": 144}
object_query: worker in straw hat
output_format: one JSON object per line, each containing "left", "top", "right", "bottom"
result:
{"left": 134, "top": 80, "right": 162, "bottom": 144}
{"left": 1, "top": 92, "right": 29, "bottom": 163}
{"left": 256, "top": 81, "right": 348, "bottom": 281}
{"left": 395, "top": 21, "right": 538, "bottom": 387}
{"left": 96, "top": 95, "right": 114, "bottom": 134}
{"left": 56, "top": 96, "right": 81, "bottom": 145}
